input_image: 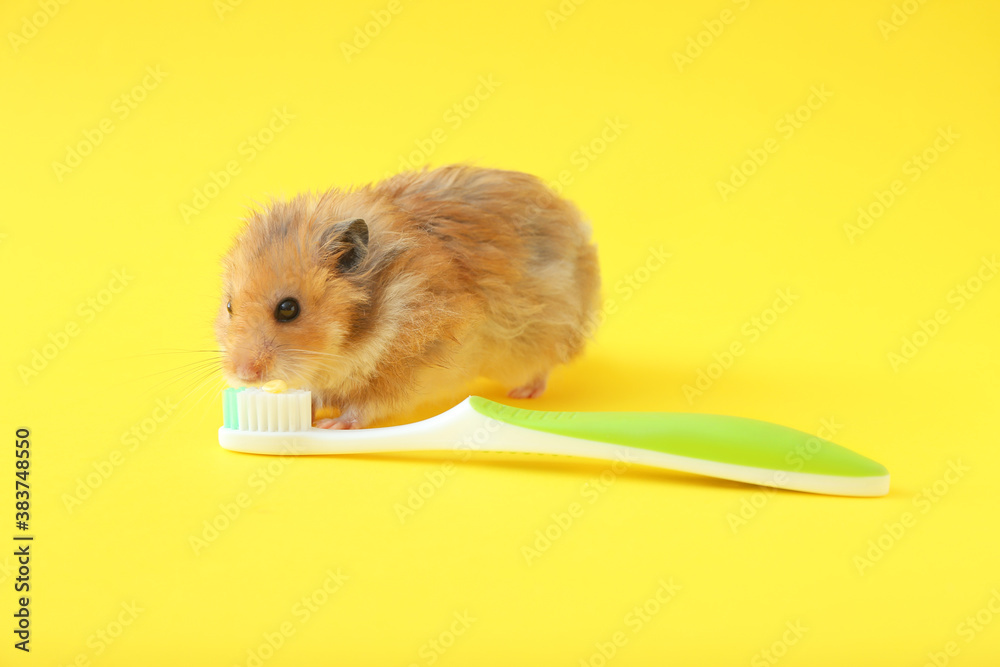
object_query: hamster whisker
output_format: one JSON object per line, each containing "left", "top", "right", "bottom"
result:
{"left": 175, "top": 373, "right": 229, "bottom": 425}
{"left": 148, "top": 356, "right": 223, "bottom": 378}
{"left": 123, "top": 348, "right": 226, "bottom": 357}
{"left": 284, "top": 351, "right": 350, "bottom": 378}
{"left": 144, "top": 360, "right": 224, "bottom": 397}
{"left": 133, "top": 357, "right": 225, "bottom": 381}
{"left": 299, "top": 361, "right": 350, "bottom": 388}
{"left": 192, "top": 377, "right": 231, "bottom": 424}
{"left": 284, "top": 348, "right": 347, "bottom": 360}
{"left": 197, "top": 375, "right": 230, "bottom": 416}
{"left": 295, "top": 357, "right": 347, "bottom": 379}
{"left": 110, "top": 355, "right": 223, "bottom": 400}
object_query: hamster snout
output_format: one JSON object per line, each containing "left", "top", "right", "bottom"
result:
{"left": 226, "top": 337, "right": 276, "bottom": 383}
{"left": 216, "top": 165, "right": 601, "bottom": 428}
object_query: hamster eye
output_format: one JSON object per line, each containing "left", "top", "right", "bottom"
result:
{"left": 274, "top": 298, "right": 300, "bottom": 322}
{"left": 226, "top": 300, "right": 232, "bottom": 315}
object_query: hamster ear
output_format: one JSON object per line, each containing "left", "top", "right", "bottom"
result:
{"left": 322, "top": 218, "right": 369, "bottom": 273}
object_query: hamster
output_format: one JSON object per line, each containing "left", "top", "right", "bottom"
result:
{"left": 215, "top": 164, "right": 601, "bottom": 429}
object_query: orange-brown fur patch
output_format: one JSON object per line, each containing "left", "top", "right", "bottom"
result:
{"left": 216, "top": 164, "right": 601, "bottom": 426}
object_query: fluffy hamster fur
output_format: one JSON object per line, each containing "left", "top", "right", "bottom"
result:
{"left": 216, "top": 164, "right": 600, "bottom": 428}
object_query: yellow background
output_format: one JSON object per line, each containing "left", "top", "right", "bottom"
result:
{"left": 2, "top": 0, "right": 999, "bottom": 664}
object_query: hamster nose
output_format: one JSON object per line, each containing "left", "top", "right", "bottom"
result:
{"left": 235, "top": 360, "right": 267, "bottom": 383}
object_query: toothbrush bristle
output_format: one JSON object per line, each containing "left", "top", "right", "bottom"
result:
{"left": 223, "top": 387, "right": 312, "bottom": 431}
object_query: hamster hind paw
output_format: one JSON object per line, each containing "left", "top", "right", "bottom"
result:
{"left": 507, "top": 375, "right": 548, "bottom": 400}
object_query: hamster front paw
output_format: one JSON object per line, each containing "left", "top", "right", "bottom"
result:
{"left": 315, "top": 417, "right": 362, "bottom": 430}
{"left": 314, "top": 405, "right": 366, "bottom": 429}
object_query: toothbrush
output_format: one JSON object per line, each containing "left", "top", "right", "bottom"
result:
{"left": 218, "top": 387, "right": 890, "bottom": 497}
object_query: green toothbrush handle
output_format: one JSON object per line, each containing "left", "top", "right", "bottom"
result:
{"left": 468, "top": 397, "right": 888, "bottom": 481}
